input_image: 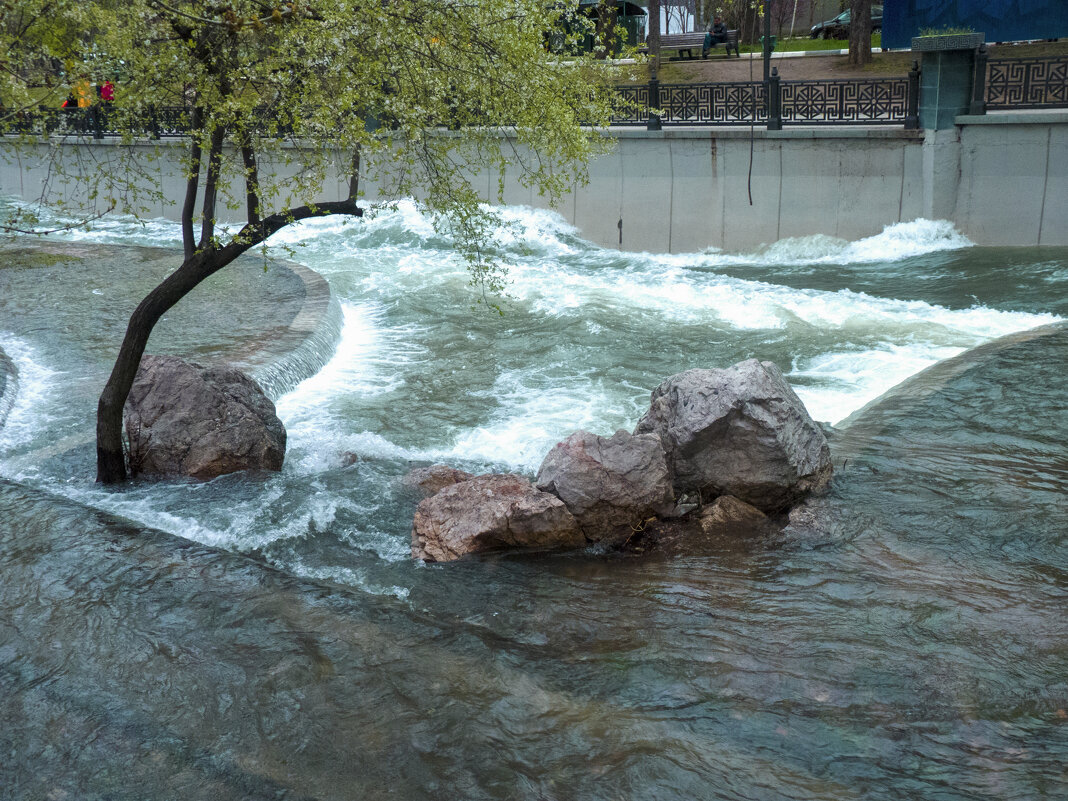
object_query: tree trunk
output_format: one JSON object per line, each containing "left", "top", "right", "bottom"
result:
{"left": 95, "top": 198, "right": 362, "bottom": 484}
{"left": 95, "top": 250, "right": 232, "bottom": 483}
{"left": 848, "top": 0, "right": 872, "bottom": 66}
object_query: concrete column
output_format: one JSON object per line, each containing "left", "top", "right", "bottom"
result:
{"left": 922, "top": 127, "right": 961, "bottom": 221}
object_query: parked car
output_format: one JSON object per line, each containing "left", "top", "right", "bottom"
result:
{"left": 810, "top": 5, "right": 883, "bottom": 39}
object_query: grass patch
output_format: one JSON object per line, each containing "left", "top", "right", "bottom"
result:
{"left": 737, "top": 33, "right": 882, "bottom": 53}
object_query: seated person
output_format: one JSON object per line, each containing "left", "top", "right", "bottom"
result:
{"left": 703, "top": 16, "right": 728, "bottom": 56}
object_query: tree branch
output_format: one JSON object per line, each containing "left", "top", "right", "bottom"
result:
{"left": 182, "top": 105, "right": 204, "bottom": 260}
{"left": 198, "top": 122, "right": 226, "bottom": 250}
{"left": 237, "top": 127, "right": 261, "bottom": 226}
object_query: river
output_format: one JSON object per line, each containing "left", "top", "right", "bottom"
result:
{"left": 1, "top": 202, "right": 1066, "bottom": 800}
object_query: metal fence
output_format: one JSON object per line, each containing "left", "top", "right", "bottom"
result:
{"left": 5, "top": 56, "right": 1067, "bottom": 140}
{"left": 984, "top": 55, "right": 1068, "bottom": 110}
{"left": 612, "top": 73, "right": 918, "bottom": 128}
{"left": 779, "top": 77, "right": 913, "bottom": 125}
{"left": 613, "top": 81, "right": 768, "bottom": 126}
{"left": 2, "top": 105, "right": 295, "bottom": 139}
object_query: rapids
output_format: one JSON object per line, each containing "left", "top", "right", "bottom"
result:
{"left": 1, "top": 200, "right": 1066, "bottom": 799}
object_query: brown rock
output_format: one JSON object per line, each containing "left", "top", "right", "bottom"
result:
{"left": 535, "top": 429, "right": 674, "bottom": 542}
{"left": 698, "top": 495, "right": 767, "bottom": 535}
{"left": 411, "top": 474, "right": 584, "bottom": 563}
{"left": 124, "top": 355, "right": 285, "bottom": 479}
{"left": 402, "top": 464, "right": 474, "bottom": 496}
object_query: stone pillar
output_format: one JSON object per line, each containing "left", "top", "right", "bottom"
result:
{"left": 912, "top": 33, "right": 985, "bottom": 131}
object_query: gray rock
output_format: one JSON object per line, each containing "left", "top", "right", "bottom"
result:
{"left": 635, "top": 359, "right": 832, "bottom": 512}
{"left": 402, "top": 464, "right": 474, "bottom": 496}
{"left": 535, "top": 429, "right": 673, "bottom": 541}
{"left": 124, "top": 355, "right": 286, "bottom": 479}
{"left": 412, "top": 474, "right": 584, "bottom": 562}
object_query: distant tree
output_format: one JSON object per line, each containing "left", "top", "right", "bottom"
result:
{"left": 848, "top": 0, "right": 872, "bottom": 65}
{"left": 1, "top": 0, "right": 622, "bottom": 483}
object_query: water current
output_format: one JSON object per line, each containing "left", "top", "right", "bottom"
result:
{"left": 1, "top": 201, "right": 1066, "bottom": 799}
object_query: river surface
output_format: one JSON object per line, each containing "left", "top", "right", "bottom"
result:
{"left": 1, "top": 202, "right": 1066, "bottom": 799}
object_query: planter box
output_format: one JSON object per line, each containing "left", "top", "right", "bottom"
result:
{"left": 912, "top": 33, "right": 985, "bottom": 52}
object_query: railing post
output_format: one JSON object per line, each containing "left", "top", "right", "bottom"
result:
{"left": 91, "top": 105, "right": 104, "bottom": 139}
{"left": 150, "top": 106, "right": 161, "bottom": 140}
{"left": 767, "top": 67, "right": 782, "bottom": 131}
{"left": 905, "top": 60, "right": 920, "bottom": 129}
{"left": 970, "top": 45, "right": 988, "bottom": 115}
{"left": 647, "top": 75, "right": 662, "bottom": 131}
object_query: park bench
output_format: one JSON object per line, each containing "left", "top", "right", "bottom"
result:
{"left": 645, "top": 29, "right": 741, "bottom": 60}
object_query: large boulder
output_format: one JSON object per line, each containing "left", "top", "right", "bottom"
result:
{"left": 412, "top": 474, "right": 584, "bottom": 562}
{"left": 635, "top": 359, "right": 832, "bottom": 512}
{"left": 124, "top": 355, "right": 286, "bottom": 479}
{"left": 535, "top": 429, "right": 674, "bottom": 541}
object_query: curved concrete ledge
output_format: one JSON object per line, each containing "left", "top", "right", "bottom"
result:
{"left": 222, "top": 257, "right": 344, "bottom": 400}
{"left": 0, "top": 346, "right": 17, "bottom": 432}
{"left": 0, "top": 250, "right": 341, "bottom": 473}
{"left": 834, "top": 320, "right": 1067, "bottom": 445}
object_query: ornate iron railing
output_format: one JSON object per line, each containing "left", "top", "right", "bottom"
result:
{"left": 611, "top": 83, "right": 651, "bottom": 125}
{"left": 613, "top": 81, "right": 767, "bottom": 126}
{"left": 779, "top": 77, "right": 912, "bottom": 125}
{"left": 612, "top": 76, "right": 915, "bottom": 127}
{"left": 985, "top": 56, "right": 1068, "bottom": 110}
{"left": 6, "top": 74, "right": 921, "bottom": 138}
{"left": 2, "top": 105, "right": 290, "bottom": 139}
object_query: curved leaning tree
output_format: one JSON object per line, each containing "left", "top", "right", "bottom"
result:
{"left": 0, "top": 0, "right": 624, "bottom": 483}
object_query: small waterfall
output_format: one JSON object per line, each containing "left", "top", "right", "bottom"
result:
{"left": 250, "top": 293, "right": 345, "bottom": 401}
{"left": 0, "top": 346, "right": 17, "bottom": 432}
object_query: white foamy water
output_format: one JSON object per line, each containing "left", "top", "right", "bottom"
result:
{"left": 2, "top": 199, "right": 1063, "bottom": 592}
{"left": 788, "top": 343, "right": 967, "bottom": 425}
{"left": 753, "top": 219, "right": 974, "bottom": 266}
{"left": 429, "top": 369, "right": 628, "bottom": 471}
{"left": 0, "top": 335, "right": 59, "bottom": 456}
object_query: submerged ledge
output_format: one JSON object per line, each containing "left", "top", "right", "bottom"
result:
{"left": 0, "top": 243, "right": 341, "bottom": 470}
{"left": 836, "top": 320, "right": 1067, "bottom": 438}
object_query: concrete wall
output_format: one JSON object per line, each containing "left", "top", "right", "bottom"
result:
{"left": 953, "top": 113, "right": 1068, "bottom": 247}
{"left": 2, "top": 115, "right": 1066, "bottom": 252}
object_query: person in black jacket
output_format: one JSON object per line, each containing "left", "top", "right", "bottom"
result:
{"left": 703, "top": 16, "right": 728, "bottom": 57}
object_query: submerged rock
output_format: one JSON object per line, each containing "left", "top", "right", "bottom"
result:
{"left": 635, "top": 359, "right": 832, "bottom": 512}
{"left": 402, "top": 464, "right": 474, "bottom": 496}
{"left": 535, "top": 429, "right": 673, "bottom": 542}
{"left": 124, "top": 355, "right": 286, "bottom": 479}
{"left": 412, "top": 474, "right": 584, "bottom": 563}
{"left": 697, "top": 495, "right": 767, "bottom": 534}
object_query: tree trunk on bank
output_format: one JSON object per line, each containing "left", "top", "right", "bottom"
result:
{"left": 848, "top": 0, "right": 872, "bottom": 66}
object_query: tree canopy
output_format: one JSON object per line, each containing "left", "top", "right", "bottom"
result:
{"left": 1, "top": 0, "right": 627, "bottom": 482}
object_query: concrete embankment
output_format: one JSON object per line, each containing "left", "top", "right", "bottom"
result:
{"left": 4, "top": 112, "right": 1066, "bottom": 251}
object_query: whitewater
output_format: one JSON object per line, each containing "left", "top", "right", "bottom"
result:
{"left": 0, "top": 202, "right": 1062, "bottom": 588}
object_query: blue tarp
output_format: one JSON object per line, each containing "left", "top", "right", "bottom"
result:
{"left": 883, "top": 0, "right": 1068, "bottom": 49}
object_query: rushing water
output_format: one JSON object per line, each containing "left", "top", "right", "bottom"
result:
{"left": 1, "top": 202, "right": 1066, "bottom": 799}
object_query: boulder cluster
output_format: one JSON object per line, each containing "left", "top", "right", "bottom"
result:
{"left": 412, "top": 359, "right": 832, "bottom": 562}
